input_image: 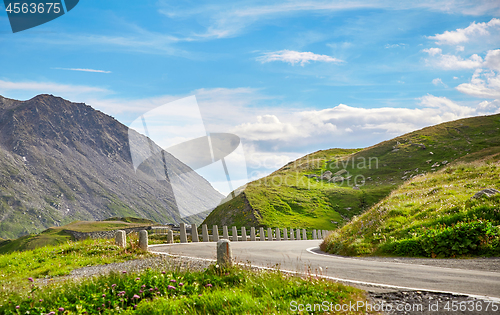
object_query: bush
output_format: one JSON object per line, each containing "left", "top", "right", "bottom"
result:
{"left": 420, "top": 220, "right": 500, "bottom": 258}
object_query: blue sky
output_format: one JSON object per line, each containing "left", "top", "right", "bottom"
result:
{"left": 1, "top": 0, "right": 499, "bottom": 195}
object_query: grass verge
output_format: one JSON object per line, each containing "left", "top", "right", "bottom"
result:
{"left": 1, "top": 264, "right": 370, "bottom": 315}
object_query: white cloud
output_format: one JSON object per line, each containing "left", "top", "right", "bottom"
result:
{"left": 257, "top": 50, "right": 343, "bottom": 66}
{"left": 484, "top": 49, "right": 500, "bottom": 71}
{"left": 423, "top": 48, "right": 442, "bottom": 56}
{"left": 426, "top": 52, "right": 483, "bottom": 70}
{"left": 477, "top": 100, "right": 500, "bottom": 113}
{"left": 0, "top": 79, "right": 109, "bottom": 95}
{"left": 385, "top": 43, "right": 407, "bottom": 49}
{"left": 428, "top": 18, "right": 500, "bottom": 45}
{"left": 160, "top": 1, "right": 500, "bottom": 39}
{"left": 55, "top": 68, "right": 112, "bottom": 73}
{"left": 432, "top": 78, "right": 448, "bottom": 87}
{"left": 456, "top": 69, "right": 500, "bottom": 98}
{"left": 456, "top": 45, "right": 465, "bottom": 52}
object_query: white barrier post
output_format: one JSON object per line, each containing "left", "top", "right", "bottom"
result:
{"left": 283, "top": 228, "right": 288, "bottom": 241}
{"left": 191, "top": 224, "right": 199, "bottom": 242}
{"left": 115, "top": 230, "right": 126, "bottom": 248}
{"left": 250, "top": 227, "right": 256, "bottom": 241}
{"left": 139, "top": 230, "right": 148, "bottom": 251}
{"left": 232, "top": 226, "right": 238, "bottom": 241}
{"left": 180, "top": 223, "right": 187, "bottom": 243}
{"left": 213, "top": 225, "right": 219, "bottom": 242}
{"left": 259, "top": 227, "right": 265, "bottom": 241}
{"left": 217, "top": 239, "right": 232, "bottom": 267}
{"left": 202, "top": 224, "right": 209, "bottom": 242}
{"left": 241, "top": 227, "right": 247, "bottom": 241}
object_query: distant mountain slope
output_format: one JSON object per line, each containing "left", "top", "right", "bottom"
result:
{"left": 0, "top": 94, "right": 223, "bottom": 239}
{"left": 203, "top": 113, "right": 500, "bottom": 230}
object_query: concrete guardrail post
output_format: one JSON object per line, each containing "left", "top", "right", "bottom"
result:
{"left": 180, "top": 223, "right": 188, "bottom": 243}
{"left": 213, "top": 225, "right": 219, "bottom": 242}
{"left": 115, "top": 230, "right": 126, "bottom": 248}
{"left": 223, "top": 226, "right": 229, "bottom": 239}
{"left": 259, "top": 227, "right": 265, "bottom": 241}
{"left": 139, "top": 230, "right": 148, "bottom": 251}
{"left": 302, "top": 229, "right": 307, "bottom": 240}
{"left": 283, "top": 228, "right": 288, "bottom": 241}
{"left": 167, "top": 229, "right": 174, "bottom": 244}
{"left": 296, "top": 228, "right": 301, "bottom": 240}
{"left": 276, "top": 228, "right": 281, "bottom": 241}
{"left": 202, "top": 224, "right": 209, "bottom": 242}
{"left": 290, "top": 228, "right": 294, "bottom": 240}
{"left": 250, "top": 227, "right": 256, "bottom": 241}
{"left": 318, "top": 230, "right": 322, "bottom": 239}
{"left": 241, "top": 227, "right": 246, "bottom": 241}
{"left": 191, "top": 224, "right": 199, "bottom": 242}
{"left": 267, "top": 227, "right": 273, "bottom": 241}
{"left": 232, "top": 226, "right": 238, "bottom": 241}
{"left": 217, "top": 239, "right": 233, "bottom": 267}
{"left": 312, "top": 230, "right": 317, "bottom": 240}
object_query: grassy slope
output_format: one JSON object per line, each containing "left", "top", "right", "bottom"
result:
{"left": 204, "top": 113, "right": 500, "bottom": 230}
{"left": 0, "top": 237, "right": 153, "bottom": 294}
{"left": 321, "top": 158, "right": 500, "bottom": 257}
{"left": 0, "top": 218, "right": 154, "bottom": 254}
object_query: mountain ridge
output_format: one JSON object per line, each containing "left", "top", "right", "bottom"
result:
{"left": 0, "top": 94, "right": 223, "bottom": 239}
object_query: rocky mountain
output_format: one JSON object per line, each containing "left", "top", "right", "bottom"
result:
{"left": 0, "top": 94, "right": 223, "bottom": 239}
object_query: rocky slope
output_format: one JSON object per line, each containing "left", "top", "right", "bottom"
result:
{"left": 0, "top": 94, "right": 223, "bottom": 239}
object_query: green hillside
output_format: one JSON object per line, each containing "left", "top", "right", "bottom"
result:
{"left": 0, "top": 217, "right": 154, "bottom": 254}
{"left": 321, "top": 158, "right": 500, "bottom": 257}
{"left": 204, "top": 113, "right": 500, "bottom": 230}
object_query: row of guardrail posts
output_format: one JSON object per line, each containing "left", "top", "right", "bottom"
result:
{"left": 174, "top": 223, "right": 332, "bottom": 243}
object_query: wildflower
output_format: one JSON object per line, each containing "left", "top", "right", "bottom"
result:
{"left": 111, "top": 283, "right": 117, "bottom": 288}
{"left": 134, "top": 305, "right": 137, "bottom": 310}
{"left": 58, "top": 307, "right": 65, "bottom": 312}
{"left": 122, "top": 271, "right": 127, "bottom": 274}
{"left": 39, "top": 299, "right": 43, "bottom": 302}
{"left": 135, "top": 277, "right": 140, "bottom": 281}
{"left": 28, "top": 277, "right": 34, "bottom": 282}
{"left": 48, "top": 312, "right": 56, "bottom": 315}
{"left": 167, "top": 285, "right": 176, "bottom": 290}
{"left": 179, "top": 283, "right": 184, "bottom": 286}
{"left": 205, "top": 284, "right": 213, "bottom": 288}
{"left": 16, "top": 306, "right": 20, "bottom": 309}
{"left": 170, "top": 279, "right": 176, "bottom": 283}
{"left": 139, "top": 290, "right": 143, "bottom": 294}
{"left": 133, "top": 294, "right": 140, "bottom": 299}
{"left": 149, "top": 288, "right": 154, "bottom": 292}
{"left": 102, "top": 294, "right": 106, "bottom": 298}
{"left": 141, "top": 284, "right": 146, "bottom": 288}
{"left": 162, "top": 271, "right": 166, "bottom": 274}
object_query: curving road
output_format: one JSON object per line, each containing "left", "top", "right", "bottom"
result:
{"left": 150, "top": 240, "right": 500, "bottom": 300}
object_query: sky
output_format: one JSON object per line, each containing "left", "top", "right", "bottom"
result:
{"left": 0, "top": 0, "right": 499, "bottom": 195}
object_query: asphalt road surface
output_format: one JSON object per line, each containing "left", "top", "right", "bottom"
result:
{"left": 150, "top": 240, "right": 500, "bottom": 300}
